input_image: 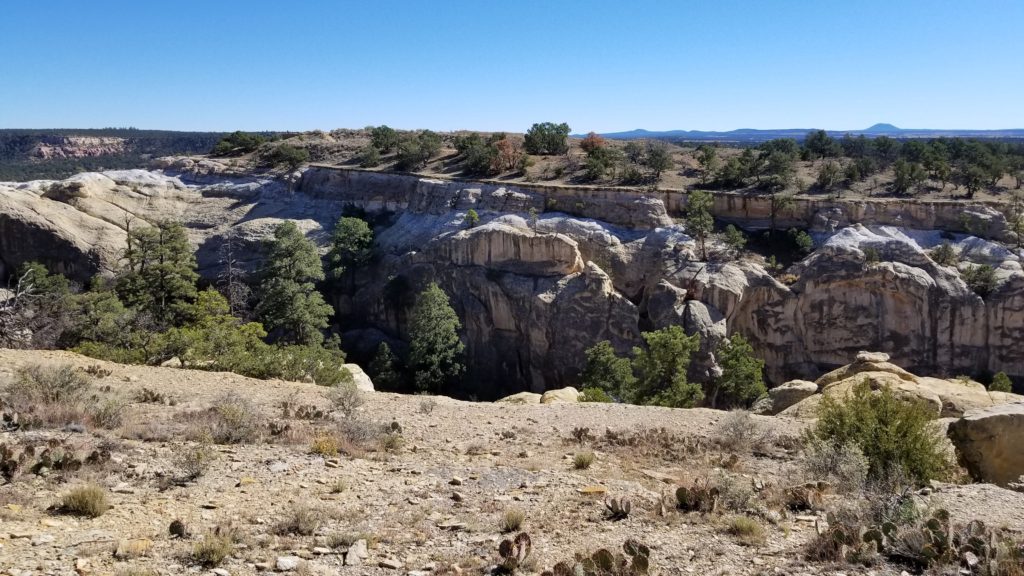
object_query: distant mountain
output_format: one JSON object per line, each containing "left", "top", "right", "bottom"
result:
{"left": 863, "top": 123, "right": 901, "bottom": 133}
{"left": 591, "top": 124, "right": 1024, "bottom": 142}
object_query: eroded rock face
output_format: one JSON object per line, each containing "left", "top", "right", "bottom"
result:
{"left": 751, "top": 380, "right": 818, "bottom": 416}
{"left": 948, "top": 402, "right": 1024, "bottom": 486}
{"left": 4, "top": 165, "right": 1024, "bottom": 397}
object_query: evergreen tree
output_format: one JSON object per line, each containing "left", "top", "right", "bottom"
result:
{"left": 989, "top": 371, "right": 1013, "bottom": 393}
{"left": 408, "top": 283, "right": 465, "bottom": 393}
{"left": 117, "top": 220, "right": 198, "bottom": 326}
{"left": 627, "top": 326, "right": 702, "bottom": 408}
{"left": 723, "top": 224, "right": 747, "bottom": 255}
{"left": 579, "top": 340, "right": 635, "bottom": 398}
{"left": 327, "top": 216, "right": 374, "bottom": 278}
{"left": 686, "top": 190, "right": 714, "bottom": 260}
{"left": 255, "top": 221, "right": 333, "bottom": 345}
{"left": 710, "top": 334, "right": 766, "bottom": 409}
{"left": 368, "top": 341, "right": 403, "bottom": 390}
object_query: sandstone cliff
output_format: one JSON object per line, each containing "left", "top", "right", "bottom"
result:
{"left": 1, "top": 163, "right": 1022, "bottom": 396}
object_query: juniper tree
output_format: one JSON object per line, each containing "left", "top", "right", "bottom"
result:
{"left": 408, "top": 283, "right": 465, "bottom": 394}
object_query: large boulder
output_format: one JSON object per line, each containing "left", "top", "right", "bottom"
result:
{"left": 540, "top": 387, "right": 580, "bottom": 404}
{"left": 752, "top": 380, "right": 818, "bottom": 415}
{"left": 496, "top": 392, "right": 543, "bottom": 404}
{"left": 345, "top": 364, "right": 375, "bottom": 392}
{"left": 948, "top": 402, "right": 1024, "bottom": 486}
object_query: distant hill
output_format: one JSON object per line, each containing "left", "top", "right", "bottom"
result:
{"left": 593, "top": 124, "right": 1024, "bottom": 142}
{"left": 0, "top": 129, "right": 225, "bottom": 181}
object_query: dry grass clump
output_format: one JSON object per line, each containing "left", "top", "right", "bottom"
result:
{"left": 499, "top": 508, "right": 525, "bottom": 533}
{"left": 726, "top": 515, "right": 767, "bottom": 546}
{"left": 329, "top": 382, "right": 364, "bottom": 418}
{"left": 3, "top": 363, "right": 123, "bottom": 429}
{"left": 310, "top": 434, "right": 340, "bottom": 457}
{"left": 801, "top": 436, "right": 870, "bottom": 493}
{"left": 172, "top": 443, "right": 218, "bottom": 482}
{"left": 573, "top": 450, "right": 595, "bottom": 470}
{"left": 275, "top": 505, "right": 322, "bottom": 536}
{"left": 192, "top": 533, "right": 234, "bottom": 566}
{"left": 714, "top": 410, "right": 764, "bottom": 453}
{"left": 180, "top": 393, "right": 264, "bottom": 444}
{"left": 60, "top": 483, "right": 110, "bottom": 518}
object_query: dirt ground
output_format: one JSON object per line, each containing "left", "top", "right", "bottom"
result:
{"left": 0, "top": 349, "right": 1021, "bottom": 576}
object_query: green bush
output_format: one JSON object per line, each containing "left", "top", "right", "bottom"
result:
{"left": 579, "top": 340, "right": 635, "bottom": 398}
{"left": 806, "top": 379, "right": 951, "bottom": 484}
{"left": 579, "top": 387, "right": 613, "bottom": 403}
{"left": 263, "top": 143, "right": 309, "bottom": 169}
{"left": 962, "top": 264, "right": 997, "bottom": 298}
{"left": 989, "top": 371, "right": 1013, "bottom": 393}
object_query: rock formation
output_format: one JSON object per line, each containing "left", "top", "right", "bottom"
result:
{"left": 948, "top": 402, "right": 1024, "bottom": 486}
{"left": 1, "top": 164, "right": 1023, "bottom": 398}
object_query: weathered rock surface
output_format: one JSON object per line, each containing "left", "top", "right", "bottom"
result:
{"left": 948, "top": 402, "right": 1024, "bottom": 485}
{"left": 345, "top": 364, "right": 375, "bottom": 392}
{"left": 781, "top": 352, "right": 1024, "bottom": 419}
{"left": 4, "top": 165, "right": 1024, "bottom": 397}
{"left": 752, "top": 380, "right": 818, "bottom": 415}
{"left": 539, "top": 387, "right": 580, "bottom": 404}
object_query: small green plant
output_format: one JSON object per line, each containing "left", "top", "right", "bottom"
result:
{"left": 465, "top": 208, "right": 480, "bottom": 228}
{"left": 499, "top": 508, "right": 525, "bottom": 533}
{"left": 863, "top": 246, "right": 881, "bottom": 265}
{"left": 573, "top": 450, "right": 595, "bottom": 470}
{"left": 310, "top": 434, "right": 340, "bottom": 457}
{"left": 727, "top": 516, "right": 767, "bottom": 546}
{"left": 930, "top": 242, "right": 958, "bottom": 266}
{"left": 807, "top": 379, "right": 951, "bottom": 484}
{"left": 60, "top": 484, "right": 110, "bottom": 518}
{"left": 989, "top": 371, "right": 1014, "bottom": 393}
{"left": 963, "top": 264, "right": 998, "bottom": 298}
{"left": 579, "top": 387, "right": 613, "bottom": 403}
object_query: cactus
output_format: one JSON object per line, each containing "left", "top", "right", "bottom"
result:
{"left": 604, "top": 497, "right": 632, "bottom": 520}
{"left": 540, "top": 539, "right": 650, "bottom": 576}
{"left": 675, "top": 479, "right": 719, "bottom": 513}
{"left": 496, "top": 532, "right": 532, "bottom": 573}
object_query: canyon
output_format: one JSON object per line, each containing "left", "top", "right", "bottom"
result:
{"left": 1, "top": 158, "right": 1022, "bottom": 398}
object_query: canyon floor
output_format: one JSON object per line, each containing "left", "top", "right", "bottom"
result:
{"left": 1, "top": 349, "right": 1022, "bottom": 576}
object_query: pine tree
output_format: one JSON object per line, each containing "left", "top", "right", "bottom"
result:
{"left": 327, "top": 216, "right": 374, "bottom": 278}
{"left": 627, "top": 326, "right": 702, "bottom": 408}
{"left": 368, "top": 341, "right": 403, "bottom": 390}
{"left": 710, "top": 333, "right": 766, "bottom": 409}
{"left": 255, "top": 221, "right": 333, "bottom": 345}
{"left": 408, "top": 283, "right": 465, "bottom": 393}
{"left": 117, "top": 220, "right": 198, "bottom": 326}
{"left": 686, "top": 190, "right": 714, "bottom": 260}
{"left": 579, "top": 340, "right": 635, "bottom": 398}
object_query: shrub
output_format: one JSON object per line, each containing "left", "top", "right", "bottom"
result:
{"left": 628, "top": 326, "right": 702, "bottom": 408}
{"left": 2, "top": 364, "right": 100, "bottom": 429}
{"left": 263, "top": 143, "right": 309, "bottom": 169}
{"left": 192, "top": 533, "right": 233, "bottom": 566}
{"left": 801, "top": 436, "right": 870, "bottom": 493}
{"left": 714, "top": 410, "right": 762, "bottom": 453}
{"left": 418, "top": 397, "right": 438, "bottom": 414}
{"left": 930, "top": 242, "right": 958, "bottom": 266}
{"left": 310, "top": 434, "right": 340, "bottom": 457}
{"left": 275, "top": 505, "right": 321, "bottom": 536}
{"left": 329, "top": 381, "right": 364, "bottom": 418}
{"left": 380, "top": 431, "right": 404, "bottom": 453}
{"left": 358, "top": 144, "right": 381, "bottom": 168}
{"left": 464, "top": 208, "right": 480, "bottom": 228}
{"left": 711, "top": 334, "right": 766, "bottom": 409}
{"left": 173, "top": 443, "right": 218, "bottom": 482}
{"left": 182, "top": 394, "right": 264, "bottom": 444}
{"left": 990, "top": 371, "right": 1014, "bottom": 393}
{"left": 573, "top": 450, "right": 595, "bottom": 470}
{"left": 726, "top": 516, "right": 766, "bottom": 546}
{"left": 579, "top": 387, "right": 613, "bottom": 403}
{"left": 60, "top": 484, "right": 110, "bottom": 518}
{"left": 963, "top": 264, "right": 998, "bottom": 298}
{"left": 523, "top": 122, "right": 570, "bottom": 155}
{"left": 499, "top": 508, "right": 525, "bottom": 533}
{"left": 806, "top": 379, "right": 951, "bottom": 484}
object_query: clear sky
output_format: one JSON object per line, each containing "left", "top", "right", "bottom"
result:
{"left": 1, "top": 0, "right": 1021, "bottom": 133}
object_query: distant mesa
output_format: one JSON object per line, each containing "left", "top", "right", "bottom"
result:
{"left": 863, "top": 123, "right": 901, "bottom": 133}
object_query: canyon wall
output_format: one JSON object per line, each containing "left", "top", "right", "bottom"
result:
{"left": 1, "top": 162, "right": 1022, "bottom": 397}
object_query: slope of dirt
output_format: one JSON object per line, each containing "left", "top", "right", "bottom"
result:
{"left": 0, "top": 349, "right": 1021, "bottom": 576}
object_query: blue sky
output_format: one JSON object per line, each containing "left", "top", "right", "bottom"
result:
{"left": 1, "top": 1, "right": 1021, "bottom": 132}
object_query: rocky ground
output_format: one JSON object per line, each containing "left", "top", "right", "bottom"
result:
{"left": 1, "top": 349, "right": 1022, "bottom": 576}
